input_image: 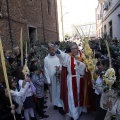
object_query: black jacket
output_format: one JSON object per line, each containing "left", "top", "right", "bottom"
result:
{"left": 0, "top": 98, "right": 18, "bottom": 120}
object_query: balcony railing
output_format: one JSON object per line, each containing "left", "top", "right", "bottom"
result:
{"left": 98, "top": 0, "right": 105, "bottom": 4}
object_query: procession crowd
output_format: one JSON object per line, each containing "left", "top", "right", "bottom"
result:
{"left": 0, "top": 40, "right": 120, "bottom": 120}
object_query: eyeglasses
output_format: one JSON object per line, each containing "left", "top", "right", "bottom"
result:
{"left": 71, "top": 48, "right": 78, "bottom": 50}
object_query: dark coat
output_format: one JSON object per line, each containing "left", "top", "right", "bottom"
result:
{"left": 0, "top": 87, "right": 18, "bottom": 120}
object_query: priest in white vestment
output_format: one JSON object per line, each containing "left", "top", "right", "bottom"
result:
{"left": 48, "top": 42, "right": 86, "bottom": 120}
{"left": 44, "top": 45, "right": 64, "bottom": 114}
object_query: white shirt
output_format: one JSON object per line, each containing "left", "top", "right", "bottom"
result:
{"left": 94, "top": 76, "right": 103, "bottom": 95}
{"left": 10, "top": 82, "right": 30, "bottom": 114}
{"left": 19, "top": 80, "right": 33, "bottom": 102}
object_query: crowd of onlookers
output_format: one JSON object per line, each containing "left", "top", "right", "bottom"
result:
{"left": 89, "top": 38, "right": 120, "bottom": 120}
{"left": 0, "top": 46, "right": 50, "bottom": 120}
{"left": 0, "top": 39, "right": 120, "bottom": 120}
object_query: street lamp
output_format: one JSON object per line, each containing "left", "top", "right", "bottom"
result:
{"left": 61, "top": 12, "right": 69, "bottom": 41}
{"left": 6, "top": 0, "right": 13, "bottom": 50}
{"left": 60, "top": 0, "right": 70, "bottom": 41}
{"left": 62, "top": 12, "right": 69, "bottom": 18}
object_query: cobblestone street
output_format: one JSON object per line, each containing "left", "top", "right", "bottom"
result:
{"left": 39, "top": 94, "right": 95, "bottom": 120}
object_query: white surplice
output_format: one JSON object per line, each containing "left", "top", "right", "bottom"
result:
{"left": 44, "top": 54, "right": 63, "bottom": 107}
{"left": 56, "top": 50, "right": 86, "bottom": 120}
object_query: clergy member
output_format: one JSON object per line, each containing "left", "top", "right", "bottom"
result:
{"left": 48, "top": 42, "right": 86, "bottom": 120}
{"left": 44, "top": 44, "right": 64, "bottom": 115}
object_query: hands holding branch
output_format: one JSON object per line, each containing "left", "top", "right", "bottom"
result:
{"left": 11, "top": 105, "right": 15, "bottom": 115}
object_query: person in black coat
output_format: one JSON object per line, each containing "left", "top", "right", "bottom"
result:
{"left": 0, "top": 85, "right": 18, "bottom": 120}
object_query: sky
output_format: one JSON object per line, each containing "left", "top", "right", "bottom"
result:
{"left": 62, "top": 0, "right": 98, "bottom": 27}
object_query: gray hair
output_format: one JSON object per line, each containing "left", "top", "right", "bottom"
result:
{"left": 70, "top": 42, "right": 78, "bottom": 49}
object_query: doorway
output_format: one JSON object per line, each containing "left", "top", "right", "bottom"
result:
{"left": 28, "top": 27, "right": 37, "bottom": 47}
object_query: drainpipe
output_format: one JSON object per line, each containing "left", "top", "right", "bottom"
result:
{"left": 54, "top": 0, "right": 59, "bottom": 41}
{"left": 6, "top": 0, "right": 13, "bottom": 50}
{"left": 40, "top": 0, "right": 45, "bottom": 41}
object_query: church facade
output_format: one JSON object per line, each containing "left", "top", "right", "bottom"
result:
{"left": 0, "top": 0, "right": 59, "bottom": 49}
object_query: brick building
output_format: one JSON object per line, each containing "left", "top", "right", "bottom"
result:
{"left": 0, "top": 0, "right": 59, "bottom": 49}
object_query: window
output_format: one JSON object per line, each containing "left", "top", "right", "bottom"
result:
{"left": 109, "top": 0, "right": 112, "bottom": 6}
{"left": 98, "top": 13, "right": 101, "bottom": 20}
{"left": 118, "top": 14, "right": 120, "bottom": 17}
{"left": 92, "top": 25, "right": 95, "bottom": 29}
{"left": 99, "top": 29, "right": 100, "bottom": 37}
{"left": 28, "top": 27, "right": 37, "bottom": 47}
{"left": 47, "top": 0, "right": 51, "bottom": 15}
{"left": 98, "top": 14, "right": 99, "bottom": 20}
{"left": 0, "top": 1, "right": 2, "bottom": 17}
{"left": 104, "top": 25, "right": 106, "bottom": 34}
{"left": 101, "top": 28, "right": 102, "bottom": 37}
{"left": 109, "top": 20, "right": 112, "bottom": 38}
{"left": 103, "top": 1, "right": 108, "bottom": 10}
{"left": 118, "top": 14, "right": 120, "bottom": 22}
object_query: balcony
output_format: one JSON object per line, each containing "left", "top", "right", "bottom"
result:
{"left": 98, "top": 0, "right": 105, "bottom": 4}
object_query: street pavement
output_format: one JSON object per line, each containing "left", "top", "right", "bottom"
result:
{"left": 37, "top": 94, "right": 96, "bottom": 120}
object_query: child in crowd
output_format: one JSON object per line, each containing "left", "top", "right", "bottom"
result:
{"left": 19, "top": 74, "right": 36, "bottom": 120}
{"left": 9, "top": 76, "right": 30, "bottom": 120}
{"left": 31, "top": 65, "right": 49, "bottom": 119}
{"left": 92, "top": 59, "right": 108, "bottom": 120}
{"left": 93, "top": 60, "right": 108, "bottom": 107}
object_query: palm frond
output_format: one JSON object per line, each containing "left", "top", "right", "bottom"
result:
{"left": 72, "top": 24, "right": 83, "bottom": 42}
{"left": 105, "top": 37, "right": 112, "bottom": 68}
{"left": 88, "top": 24, "right": 91, "bottom": 40}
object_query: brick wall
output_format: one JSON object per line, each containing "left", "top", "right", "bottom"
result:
{"left": 0, "top": 0, "right": 59, "bottom": 50}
